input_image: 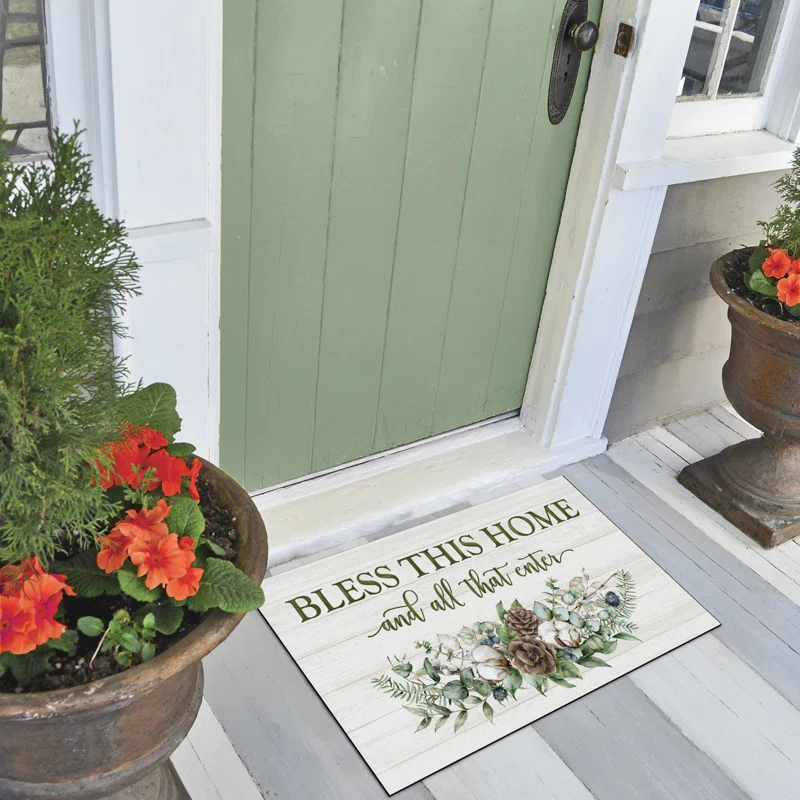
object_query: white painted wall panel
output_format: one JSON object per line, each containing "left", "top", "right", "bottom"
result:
{"left": 605, "top": 170, "right": 787, "bottom": 442}
{"left": 123, "top": 255, "right": 212, "bottom": 458}
{"left": 108, "top": 1, "right": 211, "bottom": 228}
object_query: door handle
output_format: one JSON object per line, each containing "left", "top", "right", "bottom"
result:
{"left": 548, "top": 0, "right": 599, "bottom": 125}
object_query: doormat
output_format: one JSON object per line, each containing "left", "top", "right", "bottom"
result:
{"left": 261, "top": 477, "right": 718, "bottom": 794}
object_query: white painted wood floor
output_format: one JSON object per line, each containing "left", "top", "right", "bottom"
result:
{"left": 184, "top": 405, "right": 800, "bottom": 799}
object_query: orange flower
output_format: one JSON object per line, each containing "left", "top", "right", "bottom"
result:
{"left": 187, "top": 458, "right": 202, "bottom": 502}
{"left": 178, "top": 536, "right": 196, "bottom": 553}
{"left": 95, "top": 424, "right": 169, "bottom": 490}
{"left": 0, "top": 595, "right": 36, "bottom": 655}
{"left": 129, "top": 533, "right": 195, "bottom": 590}
{"left": 97, "top": 500, "right": 172, "bottom": 574}
{"left": 21, "top": 575, "right": 69, "bottom": 646}
{"left": 778, "top": 273, "right": 800, "bottom": 306}
{"left": 145, "top": 449, "right": 190, "bottom": 497}
{"left": 762, "top": 248, "right": 794, "bottom": 279}
{"left": 166, "top": 567, "right": 204, "bottom": 601}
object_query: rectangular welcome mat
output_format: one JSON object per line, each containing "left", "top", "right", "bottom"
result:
{"left": 261, "top": 477, "right": 719, "bottom": 794}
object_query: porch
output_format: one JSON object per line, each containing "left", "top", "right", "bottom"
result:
{"left": 176, "top": 404, "right": 800, "bottom": 799}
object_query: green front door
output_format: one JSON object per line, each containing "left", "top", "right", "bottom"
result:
{"left": 222, "top": 0, "right": 600, "bottom": 491}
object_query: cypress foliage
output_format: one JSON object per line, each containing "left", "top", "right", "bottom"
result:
{"left": 760, "top": 149, "right": 800, "bottom": 258}
{"left": 0, "top": 130, "right": 140, "bottom": 564}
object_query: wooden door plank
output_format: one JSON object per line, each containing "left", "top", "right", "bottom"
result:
{"left": 219, "top": 0, "right": 258, "bottom": 484}
{"left": 372, "top": 0, "right": 494, "bottom": 453}
{"left": 244, "top": 0, "right": 344, "bottom": 488}
{"left": 311, "top": 0, "right": 423, "bottom": 473}
{"left": 431, "top": 0, "right": 558, "bottom": 434}
{"left": 486, "top": 0, "right": 603, "bottom": 413}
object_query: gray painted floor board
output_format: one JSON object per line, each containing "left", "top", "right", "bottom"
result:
{"left": 534, "top": 679, "right": 750, "bottom": 800}
{"left": 204, "top": 409, "right": 800, "bottom": 799}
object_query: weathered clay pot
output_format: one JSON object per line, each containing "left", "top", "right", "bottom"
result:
{"left": 0, "top": 458, "right": 268, "bottom": 799}
{"left": 679, "top": 255, "right": 800, "bottom": 547}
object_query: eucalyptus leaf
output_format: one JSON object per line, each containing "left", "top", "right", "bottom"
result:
{"left": 459, "top": 667, "right": 475, "bottom": 689}
{"left": 502, "top": 668, "right": 523, "bottom": 698}
{"left": 403, "top": 706, "right": 429, "bottom": 717}
{"left": 423, "top": 658, "right": 440, "bottom": 684}
{"left": 549, "top": 675, "right": 576, "bottom": 689}
{"left": 435, "top": 715, "right": 450, "bottom": 732}
{"left": 482, "top": 701, "right": 494, "bottom": 723}
{"left": 578, "top": 655, "right": 611, "bottom": 668}
{"left": 416, "top": 717, "right": 431, "bottom": 732}
{"left": 532, "top": 601, "right": 553, "bottom": 621}
{"left": 442, "top": 681, "right": 469, "bottom": 701}
{"left": 569, "top": 611, "right": 586, "bottom": 629}
{"left": 613, "top": 632, "right": 640, "bottom": 642}
{"left": 453, "top": 710, "right": 469, "bottom": 732}
{"left": 392, "top": 662, "right": 413, "bottom": 679}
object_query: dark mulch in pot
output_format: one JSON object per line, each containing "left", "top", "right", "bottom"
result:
{"left": 0, "top": 475, "right": 238, "bottom": 694}
{"left": 723, "top": 246, "right": 800, "bottom": 323}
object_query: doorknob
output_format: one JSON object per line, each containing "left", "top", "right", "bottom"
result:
{"left": 548, "top": 0, "right": 598, "bottom": 125}
{"left": 570, "top": 20, "right": 600, "bottom": 52}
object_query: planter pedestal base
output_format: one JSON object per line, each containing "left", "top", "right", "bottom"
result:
{"left": 678, "top": 436, "right": 800, "bottom": 548}
{"left": 106, "top": 763, "right": 190, "bottom": 800}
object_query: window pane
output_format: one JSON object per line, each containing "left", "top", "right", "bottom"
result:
{"left": 678, "top": 2, "right": 727, "bottom": 98}
{"left": 0, "top": 0, "right": 50, "bottom": 157}
{"left": 719, "top": 0, "right": 784, "bottom": 96}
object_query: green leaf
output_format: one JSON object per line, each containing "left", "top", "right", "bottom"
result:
{"left": 584, "top": 634, "right": 605, "bottom": 653}
{"left": 568, "top": 611, "right": 586, "bottom": 629}
{"left": 142, "top": 613, "right": 156, "bottom": 630}
{"left": 434, "top": 715, "right": 450, "bottom": 732}
{"left": 495, "top": 601, "right": 507, "bottom": 623}
{"left": 496, "top": 624, "right": 513, "bottom": 646}
{"left": 463, "top": 696, "right": 483, "bottom": 706}
{"left": 77, "top": 616, "right": 106, "bottom": 637}
{"left": 442, "top": 681, "right": 469, "bottom": 701}
{"left": 553, "top": 606, "right": 570, "bottom": 622}
{"left": 430, "top": 704, "right": 451, "bottom": 716}
{"left": 0, "top": 649, "right": 53, "bottom": 685}
{"left": 748, "top": 245, "right": 770, "bottom": 273}
{"left": 524, "top": 673, "right": 547, "bottom": 695}
{"left": 510, "top": 599, "right": 522, "bottom": 609}
{"left": 502, "top": 668, "right": 523, "bottom": 698}
{"left": 423, "top": 658, "right": 440, "bottom": 683}
{"left": 167, "top": 496, "right": 205, "bottom": 541}
{"left": 453, "top": 710, "right": 468, "bottom": 732}
{"left": 185, "top": 584, "right": 217, "bottom": 613}
{"left": 416, "top": 716, "right": 431, "bottom": 732}
{"left": 747, "top": 268, "right": 779, "bottom": 297}
{"left": 118, "top": 567, "right": 161, "bottom": 602}
{"left": 403, "top": 706, "right": 429, "bottom": 717}
{"left": 55, "top": 550, "right": 120, "bottom": 598}
{"left": 48, "top": 629, "right": 78, "bottom": 655}
{"left": 482, "top": 701, "right": 494, "bottom": 723}
{"left": 473, "top": 680, "right": 491, "bottom": 697}
{"left": 141, "top": 642, "right": 156, "bottom": 662}
{"left": 613, "top": 632, "right": 640, "bottom": 642}
{"left": 120, "top": 631, "right": 141, "bottom": 653}
{"left": 200, "top": 558, "right": 265, "bottom": 613}
{"left": 789, "top": 303, "right": 800, "bottom": 317}
{"left": 578, "top": 656, "right": 611, "bottom": 668}
{"left": 600, "top": 639, "right": 618, "bottom": 655}
{"left": 549, "top": 675, "right": 576, "bottom": 689}
{"left": 558, "top": 659, "right": 582, "bottom": 679}
{"left": 166, "top": 442, "right": 196, "bottom": 457}
{"left": 134, "top": 603, "right": 184, "bottom": 635}
{"left": 117, "top": 383, "right": 182, "bottom": 443}
{"left": 532, "top": 601, "right": 553, "bottom": 621}
{"left": 116, "top": 650, "right": 132, "bottom": 668}
{"left": 459, "top": 667, "right": 475, "bottom": 690}
{"left": 200, "top": 538, "right": 227, "bottom": 557}
{"left": 391, "top": 662, "right": 413, "bottom": 679}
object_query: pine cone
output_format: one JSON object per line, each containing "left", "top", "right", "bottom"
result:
{"left": 507, "top": 638, "right": 558, "bottom": 676}
{"left": 504, "top": 607, "right": 540, "bottom": 640}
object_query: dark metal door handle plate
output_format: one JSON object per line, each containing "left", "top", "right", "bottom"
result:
{"left": 548, "top": 0, "right": 599, "bottom": 125}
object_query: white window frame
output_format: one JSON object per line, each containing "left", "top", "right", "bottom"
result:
{"left": 669, "top": 0, "right": 800, "bottom": 140}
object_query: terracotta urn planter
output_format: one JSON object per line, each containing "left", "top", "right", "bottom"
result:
{"left": 679, "top": 255, "right": 800, "bottom": 548}
{"left": 0, "top": 459, "right": 268, "bottom": 800}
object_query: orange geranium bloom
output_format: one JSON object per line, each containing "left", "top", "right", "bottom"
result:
{"left": 166, "top": 566, "right": 204, "bottom": 601}
{"left": 95, "top": 424, "right": 169, "bottom": 490}
{"left": 98, "top": 500, "right": 172, "bottom": 574}
{"left": 187, "top": 458, "right": 202, "bottom": 502}
{"left": 21, "top": 574, "right": 70, "bottom": 646}
{"left": 0, "top": 595, "right": 36, "bottom": 655}
{"left": 778, "top": 273, "right": 800, "bottom": 306}
{"left": 145, "top": 449, "right": 190, "bottom": 497}
{"left": 129, "top": 533, "right": 196, "bottom": 590}
{"left": 762, "top": 248, "right": 794, "bottom": 279}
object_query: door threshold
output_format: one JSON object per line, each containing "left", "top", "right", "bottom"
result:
{"left": 250, "top": 411, "right": 519, "bottom": 497}
{"left": 255, "top": 417, "right": 606, "bottom": 569}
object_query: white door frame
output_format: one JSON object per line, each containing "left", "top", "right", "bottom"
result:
{"left": 43, "top": 0, "right": 740, "bottom": 485}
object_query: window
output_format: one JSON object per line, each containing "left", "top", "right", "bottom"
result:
{"left": 669, "top": 0, "right": 800, "bottom": 138}
{"left": 0, "top": 0, "right": 50, "bottom": 157}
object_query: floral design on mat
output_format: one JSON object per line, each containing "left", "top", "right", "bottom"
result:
{"left": 373, "top": 570, "right": 639, "bottom": 733}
